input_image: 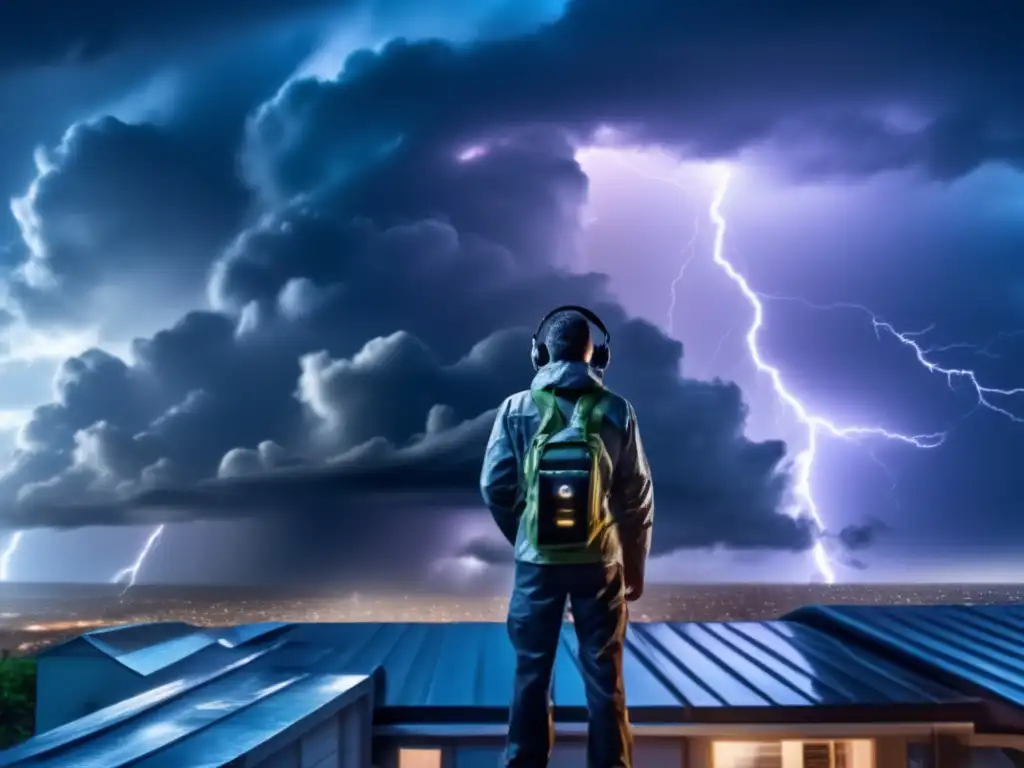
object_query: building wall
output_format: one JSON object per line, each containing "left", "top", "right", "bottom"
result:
{"left": 248, "top": 693, "right": 374, "bottom": 768}
{"left": 908, "top": 740, "right": 1024, "bottom": 768}
{"left": 35, "top": 654, "right": 143, "bottom": 734}
{"left": 252, "top": 720, "right": 341, "bottom": 768}
{"left": 341, "top": 698, "right": 372, "bottom": 767}
{"left": 876, "top": 737, "right": 908, "bottom": 768}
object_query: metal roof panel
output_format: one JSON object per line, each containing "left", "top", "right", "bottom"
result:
{"left": 135, "top": 673, "right": 369, "bottom": 768}
{"left": 0, "top": 642, "right": 288, "bottom": 767}
{"left": 2, "top": 616, "right": 987, "bottom": 766}
{"left": 785, "top": 604, "right": 1024, "bottom": 709}
{"left": 257, "top": 620, "right": 972, "bottom": 712}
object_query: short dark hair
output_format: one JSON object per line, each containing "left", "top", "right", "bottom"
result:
{"left": 544, "top": 310, "right": 592, "bottom": 362}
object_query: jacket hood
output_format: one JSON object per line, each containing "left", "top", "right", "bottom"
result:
{"left": 530, "top": 361, "right": 604, "bottom": 391}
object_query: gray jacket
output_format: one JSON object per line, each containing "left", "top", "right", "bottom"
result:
{"left": 479, "top": 361, "right": 654, "bottom": 571}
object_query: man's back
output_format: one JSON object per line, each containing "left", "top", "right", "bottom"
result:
{"left": 481, "top": 359, "right": 654, "bottom": 581}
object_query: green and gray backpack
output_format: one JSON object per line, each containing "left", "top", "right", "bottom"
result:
{"left": 523, "top": 388, "right": 613, "bottom": 554}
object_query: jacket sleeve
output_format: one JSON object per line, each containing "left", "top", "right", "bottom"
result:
{"left": 611, "top": 401, "right": 655, "bottom": 573}
{"left": 480, "top": 398, "right": 521, "bottom": 545}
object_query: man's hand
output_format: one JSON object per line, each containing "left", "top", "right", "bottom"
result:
{"left": 623, "top": 558, "right": 644, "bottom": 602}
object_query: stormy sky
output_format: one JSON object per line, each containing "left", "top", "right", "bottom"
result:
{"left": 0, "top": 0, "right": 1021, "bottom": 588}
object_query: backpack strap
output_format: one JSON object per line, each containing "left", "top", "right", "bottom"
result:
{"left": 588, "top": 394, "right": 610, "bottom": 436}
{"left": 531, "top": 389, "right": 565, "bottom": 437}
{"left": 570, "top": 391, "right": 609, "bottom": 438}
{"left": 524, "top": 389, "right": 564, "bottom": 484}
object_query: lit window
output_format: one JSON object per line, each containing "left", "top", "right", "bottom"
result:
{"left": 399, "top": 748, "right": 442, "bottom": 768}
{"left": 714, "top": 742, "right": 783, "bottom": 768}
{"left": 713, "top": 741, "right": 874, "bottom": 768}
{"left": 798, "top": 741, "right": 874, "bottom": 768}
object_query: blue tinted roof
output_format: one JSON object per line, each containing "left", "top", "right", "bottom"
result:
{"left": 137, "top": 672, "right": 369, "bottom": 768}
{"left": 0, "top": 637, "right": 372, "bottom": 768}
{"left": 43, "top": 620, "right": 295, "bottom": 676}
{"left": 591, "top": 621, "right": 963, "bottom": 708}
{"left": 272, "top": 620, "right": 972, "bottom": 714}
{"left": 786, "top": 604, "right": 1024, "bottom": 709}
{"left": 84, "top": 622, "right": 198, "bottom": 650}
{"left": 2, "top": 617, "right": 985, "bottom": 766}
{"left": 217, "top": 621, "right": 292, "bottom": 648}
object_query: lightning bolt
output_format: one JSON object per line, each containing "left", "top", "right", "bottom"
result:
{"left": 607, "top": 157, "right": 950, "bottom": 582}
{"left": 920, "top": 329, "right": 1024, "bottom": 360}
{"left": 873, "top": 320, "right": 1024, "bottom": 421}
{"left": 1, "top": 524, "right": 165, "bottom": 589}
{"left": 111, "top": 525, "right": 164, "bottom": 595}
{"left": 0, "top": 532, "right": 23, "bottom": 581}
{"left": 708, "top": 169, "right": 948, "bottom": 583}
{"left": 602, "top": 151, "right": 700, "bottom": 337}
{"left": 667, "top": 216, "right": 700, "bottom": 336}
{"left": 761, "top": 295, "right": 1024, "bottom": 421}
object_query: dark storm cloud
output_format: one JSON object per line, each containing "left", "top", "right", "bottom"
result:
{"left": 7, "top": 316, "right": 812, "bottom": 559}
{"left": 6, "top": 412, "right": 493, "bottom": 529}
{"left": 0, "top": 0, "right": 341, "bottom": 70}
{"left": 7, "top": 116, "right": 249, "bottom": 327}
{"left": 0, "top": 7, "right": 321, "bottom": 263}
{"left": 243, "top": 0, "right": 1024, "bottom": 186}
{"left": 0, "top": 128, "right": 828, "bottom": 567}
{"left": 4, "top": 0, "right": 971, "bottom": 580}
{"left": 838, "top": 518, "right": 890, "bottom": 551}
{"left": 1, "top": 1, "right": 334, "bottom": 330}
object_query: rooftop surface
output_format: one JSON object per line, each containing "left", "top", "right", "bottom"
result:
{"left": 42, "top": 621, "right": 292, "bottom": 676}
{"left": 279, "top": 620, "right": 977, "bottom": 719}
{"left": 7, "top": 605, "right": 1023, "bottom": 766}
{"left": 38, "top": 616, "right": 981, "bottom": 721}
{"left": 0, "top": 637, "right": 373, "bottom": 768}
{"left": 786, "top": 603, "right": 1024, "bottom": 709}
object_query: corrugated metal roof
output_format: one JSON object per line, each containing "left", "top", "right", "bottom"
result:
{"left": 785, "top": 604, "right": 1024, "bottom": 709}
{"left": 277, "top": 623, "right": 514, "bottom": 709}
{"left": 42, "top": 620, "right": 296, "bottom": 677}
{"left": 136, "top": 672, "right": 369, "bottom": 768}
{"left": 602, "top": 621, "right": 963, "bottom": 708}
{"left": 83, "top": 622, "right": 199, "bottom": 653}
{"left": 217, "top": 621, "right": 292, "bottom": 648}
{"left": 90, "top": 631, "right": 218, "bottom": 676}
{"left": 2, "top": 616, "right": 991, "bottom": 766}
{"left": 0, "top": 637, "right": 373, "bottom": 768}
{"left": 245, "top": 621, "right": 974, "bottom": 716}
{"left": 15, "top": 617, "right": 983, "bottom": 756}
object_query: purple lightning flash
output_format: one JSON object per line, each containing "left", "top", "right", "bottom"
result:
{"left": 707, "top": 169, "right": 949, "bottom": 583}
{"left": 603, "top": 156, "right": 955, "bottom": 582}
{"left": 763, "top": 296, "right": 1024, "bottom": 422}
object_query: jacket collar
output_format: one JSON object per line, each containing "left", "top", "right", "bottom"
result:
{"left": 530, "top": 360, "right": 604, "bottom": 392}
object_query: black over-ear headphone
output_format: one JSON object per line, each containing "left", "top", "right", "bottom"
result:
{"left": 531, "top": 305, "right": 612, "bottom": 372}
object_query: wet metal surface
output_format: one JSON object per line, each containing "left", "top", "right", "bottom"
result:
{"left": 1, "top": 613, "right": 994, "bottom": 766}
{"left": 787, "top": 604, "right": 1024, "bottom": 707}
{"left": 0, "top": 634, "right": 369, "bottom": 767}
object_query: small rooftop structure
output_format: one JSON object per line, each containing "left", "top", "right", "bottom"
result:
{"left": 0, "top": 637, "right": 375, "bottom": 768}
